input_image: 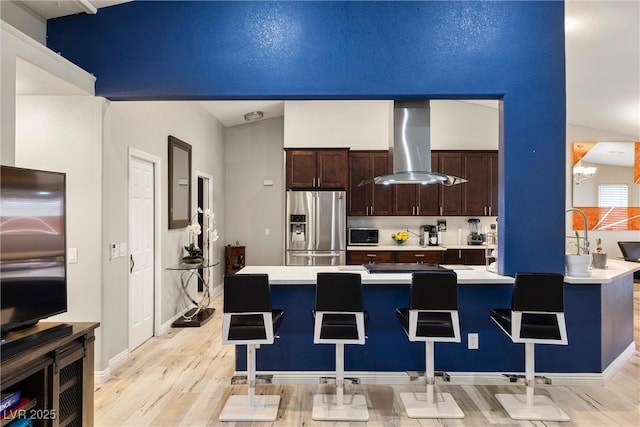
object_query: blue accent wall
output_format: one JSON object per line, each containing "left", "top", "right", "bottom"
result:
{"left": 47, "top": 1, "right": 566, "bottom": 276}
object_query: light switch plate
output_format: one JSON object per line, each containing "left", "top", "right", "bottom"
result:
{"left": 68, "top": 248, "right": 78, "bottom": 263}
{"left": 119, "top": 242, "right": 127, "bottom": 257}
{"left": 110, "top": 243, "right": 118, "bottom": 259}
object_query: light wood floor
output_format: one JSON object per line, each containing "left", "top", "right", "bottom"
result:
{"left": 95, "top": 290, "right": 640, "bottom": 426}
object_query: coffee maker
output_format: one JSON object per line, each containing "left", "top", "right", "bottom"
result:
{"left": 467, "top": 218, "right": 483, "bottom": 245}
{"left": 421, "top": 225, "right": 439, "bottom": 246}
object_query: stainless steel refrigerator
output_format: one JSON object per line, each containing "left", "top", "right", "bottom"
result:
{"left": 285, "top": 190, "right": 346, "bottom": 265}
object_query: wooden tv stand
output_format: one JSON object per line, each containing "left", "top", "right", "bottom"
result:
{"left": 1, "top": 322, "right": 99, "bottom": 427}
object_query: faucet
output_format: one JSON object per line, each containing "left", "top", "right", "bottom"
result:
{"left": 566, "top": 208, "right": 589, "bottom": 255}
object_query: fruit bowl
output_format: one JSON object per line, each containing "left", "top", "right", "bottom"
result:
{"left": 391, "top": 231, "right": 409, "bottom": 244}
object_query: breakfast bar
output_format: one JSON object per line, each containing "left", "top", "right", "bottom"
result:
{"left": 235, "top": 261, "right": 638, "bottom": 384}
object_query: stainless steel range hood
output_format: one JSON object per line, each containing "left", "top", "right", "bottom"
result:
{"left": 359, "top": 100, "right": 467, "bottom": 186}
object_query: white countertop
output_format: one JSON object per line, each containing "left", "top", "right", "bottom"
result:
{"left": 237, "top": 265, "right": 514, "bottom": 285}
{"left": 238, "top": 258, "right": 639, "bottom": 286}
{"left": 564, "top": 258, "right": 640, "bottom": 284}
{"left": 348, "top": 244, "right": 492, "bottom": 251}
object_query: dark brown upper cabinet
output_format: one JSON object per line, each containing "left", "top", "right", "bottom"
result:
{"left": 438, "top": 152, "right": 464, "bottom": 216}
{"left": 348, "top": 151, "right": 393, "bottom": 216}
{"left": 392, "top": 153, "right": 440, "bottom": 216}
{"left": 286, "top": 148, "right": 349, "bottom": 189}
{"left": 462, "top": 151, "right": 499, "bottom": 216}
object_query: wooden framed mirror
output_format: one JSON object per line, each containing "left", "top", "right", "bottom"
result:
{"left": 168, "top": 135, "right": 192, "bottom": 229}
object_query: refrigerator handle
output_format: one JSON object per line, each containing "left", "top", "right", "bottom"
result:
{"left": 315, "top": 193, "right": 320, "bottom": 250}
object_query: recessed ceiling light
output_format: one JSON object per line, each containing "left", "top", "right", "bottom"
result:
{"left": 244, "top": 111, "right": 264, "bottom": 122}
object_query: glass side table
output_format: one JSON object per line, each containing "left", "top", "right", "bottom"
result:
{"left": 166, "top": 259, "right": 219, "bottom": 327}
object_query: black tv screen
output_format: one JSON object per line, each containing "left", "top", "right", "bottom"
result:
{"left": 1, "top": 165, "right": 67, "bottom": 334}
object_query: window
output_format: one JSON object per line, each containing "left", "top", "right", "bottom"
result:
{"left": 598, "top": 184, "right": 628, "bottom": 207}
{"left": 597, "top": 184, "right": 628, "bottom": 230}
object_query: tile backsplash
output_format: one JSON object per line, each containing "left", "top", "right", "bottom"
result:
{"left": 348, "top": 216, "right": 498, "bottom": 246}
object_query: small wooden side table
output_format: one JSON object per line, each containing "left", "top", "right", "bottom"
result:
{"left": 225, "top": 245, "right": 246, "bottom": 274}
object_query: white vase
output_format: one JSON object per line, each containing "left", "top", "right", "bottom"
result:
{"left": 565, "top": 254, "right": 591, "bottom": 276}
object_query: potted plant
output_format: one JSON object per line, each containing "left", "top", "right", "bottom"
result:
{"left": 182, "top": 207, "right": 219, "bottom": 264}
{"left": 592, "top": 237, "right": 608, "bottom": 269}
{"left": 565, "top": 231, "right": 591, "bottom": 276}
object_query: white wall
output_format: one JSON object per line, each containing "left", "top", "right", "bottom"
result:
{"left": 225, "top": 117, "right": 285, "bottom": 265}
{"left": 1, "top": 22, "right": 94, "bottom": 165}
{"left": 103, "top": 101, "right": 225, "bottom": 369}
{"left": 284, "top": 100, "right": 392, "bottom": 149}
{"left": 431, "top": 100, "right": 499, "bottom": 149}
{"left": 283, "top": 100, "right": 500, "bottom": 151}
{"left": 566, "top": 123, "right": 640, "bottom": 257}
{"left": 0, "top": 2, "right": 46, "bottom": 45}
{"left": 15, "top": 95, "right": 104, "bottom": 367}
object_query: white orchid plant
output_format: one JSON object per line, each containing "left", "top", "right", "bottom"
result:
{"left": 184, "top": 207, "right": 219, "bottom": 259}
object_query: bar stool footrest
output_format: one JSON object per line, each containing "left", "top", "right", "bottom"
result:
{"left": 406, "top": 371, "right": 451, "bottom": 382}
{"left": 495, "top": 393, "right": 570, "bottom": 421}
{"left": 318, "top": 376, "right": 360, "bottom": 385}
{"left": 230, "top": 374, "right": 273, "bottom": 385}
{"left": 502, "top": 374, "right": 552, "bottom": 385}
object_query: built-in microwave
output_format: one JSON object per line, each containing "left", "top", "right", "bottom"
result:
{"left": 348, "top": 228, "right": 379, "bottom": 246}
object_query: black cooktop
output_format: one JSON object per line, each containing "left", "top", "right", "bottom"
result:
{"left": 364, "top": 263, "right": 450, "bottom": 274}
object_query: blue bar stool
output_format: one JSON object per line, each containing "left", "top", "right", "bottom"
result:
{"left": 395, "top": 270, "right": 464, "bottom": 419}
{"left": 219, "top": 274, "right": 285, "bottom": 422}
{"left": 312, "top": 272, "right": 369, "bottom": 421}
{"left": 490, "top": 272, "right": 570, "bottom": 422}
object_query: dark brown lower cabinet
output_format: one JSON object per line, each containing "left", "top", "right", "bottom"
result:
{"left": 347, "top": 250, "right": 447, "bottom": 265}
{"left": 347, "top": 251, "right": 395, "bottom": 265}
{"left": 395, "top": 251, "right": 443, "bottom": 264}
{"left": 1, "top": 322, "right": 99, "bottom": 427}
{"left": 442, "top": 248, "right": 486, "bottom": 265}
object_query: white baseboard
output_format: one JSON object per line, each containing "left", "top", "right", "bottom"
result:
{"left": 158, "top": 285, "right": 222, "bottom": 335}
{"left": 94, "top": 367, "right": 111, "bottom": 385}
{"left": 158, "top": 307, "right": 191, "bottom": 335}
{"left": 211, "top": 283, "right": 222, "bottom": 297}
{"left": 94, "top": 348, "right": 130, "bottom": 385}
{"left": 602, "top": 342, "right": 636, "bottom": 383}
{"left": 229, "top": 367, "right": 632, "bottom": 387}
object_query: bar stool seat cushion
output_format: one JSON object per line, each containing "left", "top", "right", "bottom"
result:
{"left": 313, "top": 312, "right": 369, "bottom": 340}
{"left": 490, "top": 308, "right": 562, "bottom": 341}
{"left": 228, "top": 309, "right": 285, "bottom": 341}
{"left": 395, "top": 308, "right": 455, "bottom": 338}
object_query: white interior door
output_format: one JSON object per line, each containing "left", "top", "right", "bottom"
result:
{"left": 129, "top": 156, "right": 155, "bottom": 350}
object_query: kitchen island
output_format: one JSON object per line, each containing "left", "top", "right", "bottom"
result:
{"left": 233, "top": 261, "right": 638, "bottom": 385}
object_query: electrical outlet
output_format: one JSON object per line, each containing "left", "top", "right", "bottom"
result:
{"left": 468, "top": 333, "right": 479, "bottom": 350}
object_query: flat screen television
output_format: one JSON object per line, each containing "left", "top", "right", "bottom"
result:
{"left": 1, "top": 165, "right": 67, "bottom": 335}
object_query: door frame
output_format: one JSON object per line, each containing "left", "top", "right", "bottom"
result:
{"left": 195, "top": 170, "right": 214, "bottom": 289}
{"left": 128, "top": 147, "right": 162, "bottom": 342}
